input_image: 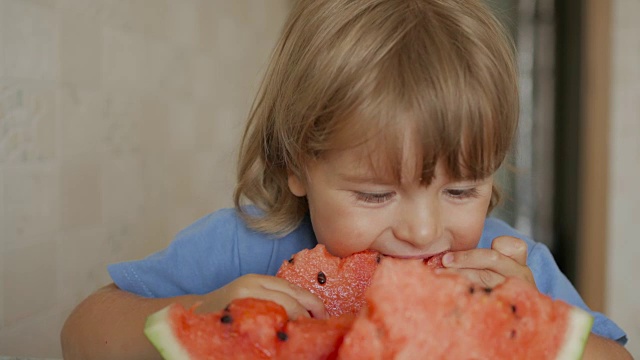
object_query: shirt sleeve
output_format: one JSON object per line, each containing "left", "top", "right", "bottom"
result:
{"left": 528, "top": 242, "right": 628, "bottom": 345}
{"left": 108, "top": 209, "right": 257, "bottom": 298}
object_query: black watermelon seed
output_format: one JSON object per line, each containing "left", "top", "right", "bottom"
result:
{"left": 511, "top": 305, "right": 517, "bottom": 313}
{"left": 220, "top": 315, "right": 233, "bottom": 324}
{"left": 288, "top": 257, "right": 294, "bottom": 264}
{"left": 510, "top": 329, "right": 517, "bottom": 339}
{"left": 277, "top": 331, "right": 288, "bottom": 341}
{"left": 483, "top": 287, "right": 493, "bottom": 294}
{"left": 376, "top": 254, "right": 381, "bottom": 263}
{"left": 317, "top": 271, "right": 327, "bottom": 285}
{"left": 469, "top": 287, "right": 475, "bottom": 294}
{"left": 223, "top": 304, "right": 230, "bottom": 312}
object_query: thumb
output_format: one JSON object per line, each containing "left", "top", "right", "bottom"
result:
{"left": 491, "top": 236, "right": 528, "bottom": 265}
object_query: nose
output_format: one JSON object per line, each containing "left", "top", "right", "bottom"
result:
{"left": 392, "top": 198, "right": 443, "bottom": 247}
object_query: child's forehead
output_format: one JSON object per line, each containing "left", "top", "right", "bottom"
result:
{"left": 318, "top": 130, "right": 428, "bottom": 181}
{"left": 314, "top": 118, "right": 485, "bottom": 183}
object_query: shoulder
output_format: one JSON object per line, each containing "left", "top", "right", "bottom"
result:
{"left": 178, "top": 207, "right": 317, "bottom": 275}
{"left": 174, "top": 207, "right": 241, "bottom": 241}
{"left": 479, "top": 217, "right": 555, "bottom": 267}
{"left": 235, "top": 208, "right": 318, "bottom": 275}
{"left": 479, "top": 217, "right": 538, "bottom": 253}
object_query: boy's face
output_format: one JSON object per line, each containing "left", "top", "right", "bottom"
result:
{"left": 287, "top": 138, "right": 493, "bottom": 258}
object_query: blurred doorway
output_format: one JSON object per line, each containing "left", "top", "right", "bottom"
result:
{"left": 486, "top": 0, "right": 581, "bottom": 284}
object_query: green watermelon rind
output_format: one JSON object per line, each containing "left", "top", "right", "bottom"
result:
{"left": 144, "top": 305, "right": 192, "bottom": 360}
{"left": 556, "top": 306, "right": 594, "bottom": 360}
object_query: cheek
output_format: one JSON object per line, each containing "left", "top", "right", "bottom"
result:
{"left": 447, "top": 206, "right": 489, "bottom": 251}
{"left": 308, "top": 201, "right": 376, "bottom": 257}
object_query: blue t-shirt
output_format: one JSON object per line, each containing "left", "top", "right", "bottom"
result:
{"left": 108, "top": 208, "right": 627, "bottom": 345}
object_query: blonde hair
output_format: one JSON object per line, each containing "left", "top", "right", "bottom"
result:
{"left": 234, "top": 0, "right": 519, "bottom": 235}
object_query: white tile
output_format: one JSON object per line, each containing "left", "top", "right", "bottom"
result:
{"left": 138, "top": 96, "right": 170, "bottom": 155}
{"left": 212, "top": 107, "right": 245, "bottom": 152}
{"left": 101, "top": 27, "right": 146, "bottom": 93}
{"left": 57, "top": 85, "right": 104, "bottom": 160}
{"left": 140, "top": 37, "right": 173, "bottom": 96}
{"left": 195, "top": 0, "right": 219, "bottom": 52}
{"left": 55, "top": 0, "right": 103, "bottom": 21}
{"left": 192, "top": 52, "right": 223, "bottom": 103}
{"left": 0, "top": 0, "right": 5, "bottom": 77}
{"left": 3, "top": 163, "right": 60, "bottom": 250}
{"left": 60, "top": 157, "right": 102, "bottom": 231}
{"left": 0, "top": 81, "right": 58, "bottom": 164}
{"left": 0, "top": 167, "right": 4, "bottom": 330}
{"left": 2, "top": 241, "right": 57, "bottom": 328}
{"left": 58, "top": 8, "right": 102, "bottom": 88}
{"left": 3, "top": 0, "right": 59, "bottom": 80}
{"left": 166, "top": 0, "right": 198, "bottom": 47}
{"left": 57, "top": 226, "right": 110, "bottom": 309}
{"left": 102, "top": 156, "right": 144, "bottom": 228}
{"left": 100, "top": 0, "right": 139, "bottom": 34}
{"left": 168, "top": 100, "right": 197, "bottom": 152}
{"left": 194, "top": 100, "right": 217, "bottom": 152}
{"left": 143, "top": 40, "right": 195, "bottom": 99}
{"left": 106, "top": 217, "right": 147, "bottom": 264}
{"left": 101, "top": 0, "right": 168, "bottom": 40}
{"left": 0, "top": 306, "right": 65, "bottom": 358}
{"left": 102, "top": 91, "right": 143, "bottom": 156}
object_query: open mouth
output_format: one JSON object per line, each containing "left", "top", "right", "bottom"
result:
{"left": 383, "top": 251, "right": 448, "bottom": 261}
{"left": 423, "top": 251, "right": 449, "bottom": 269}
{"left": 379, "top": 251, "right": 448, "bottom": 268}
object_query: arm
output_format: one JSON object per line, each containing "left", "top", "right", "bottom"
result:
{"left": 61, "top": 283, "right": 201, "bottom": 360}
{"left": 583, "top": 334, "right": 633, "bottom": 360}
{"left": 61, "top": 276, "right": 327, "bottom": 360}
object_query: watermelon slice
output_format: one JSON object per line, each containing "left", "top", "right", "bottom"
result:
{"left": 275, "top": 245, "right": 446, "bottom": 317}
{"left": 145, "top": 246, "right": 593, "bottom": 359}
{"left": 275, "top": 244, "right": 380, "bottom": 316}
{"left": 144, "top": 298, "right": 354, "bottom": 360}
{"left": 338, "top": 257, "right": 593, "bottom": 360}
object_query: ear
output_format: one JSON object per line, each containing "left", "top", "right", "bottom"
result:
{"left": 287, "top": 172, "right": 307, "bottom": 197}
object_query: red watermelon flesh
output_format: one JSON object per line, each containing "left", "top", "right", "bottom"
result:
{"left": 145, "top": 246, "right": 592, "bottom": 359}
{"left": 276, "top": 244, "right": 446, "bottom": 317}
{"left": 278, "top": 313, "right": 355, "bottom": 359}
{"left": 423, "top": 251, "right": 447, "bottom": 269}
{"left": 145, "top": 298, "right": 287, "bottom": 359}
{"left": 145, "top": 298, "right": 354, "bottom": 360}
{"left": 337, "top": 257, "right": 593, "bottom": 360}
{"left": 276, "top": 244, "right": 380, "bottom": 317}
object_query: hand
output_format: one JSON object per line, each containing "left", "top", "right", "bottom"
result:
{"left": 438, "top": 236, "right": 537, "bottom": 289}
{"left": 200, "top": 274, "right": 329, "bottom": 320}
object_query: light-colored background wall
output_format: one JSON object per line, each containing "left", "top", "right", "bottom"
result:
{"left": 606, "top": 0, "right": 640, "bottom": 356}
{"left": 0, "top": 0, "right": 291, "bottom": 357}
{"left": 0, "top": 0, "right": 638, "bottom": 358}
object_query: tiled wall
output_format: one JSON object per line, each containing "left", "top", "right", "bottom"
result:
{"left": 0, "top": 0, "right": 292, "bottom": 357}
{"left": 607, "top": 0, "right": 640, "bottom": 357}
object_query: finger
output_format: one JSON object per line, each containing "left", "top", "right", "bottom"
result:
{"left": 436, "top": 267, "right": 506, "bottom": 288}
{"left": 442, "top": 248, "right": 523, "bottom": 278}
{"left": 260, "top": 277, "right": 329, "bottom": 319}
{"left": 256, "top": 290, "right": 315, "bottom": 320}
{"left": 491, "top": 236, "right": 527, "bottom": 265}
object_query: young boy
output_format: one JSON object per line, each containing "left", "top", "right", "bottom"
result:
{"left": 61, "top": 1, "right": 630, "bottom": 358}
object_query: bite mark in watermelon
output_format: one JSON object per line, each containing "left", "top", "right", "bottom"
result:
{"left": 275, "top": 244, "right": 380, "bottom": 317}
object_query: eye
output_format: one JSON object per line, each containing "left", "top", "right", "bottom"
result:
{"left": 353, "top": 191, "right": 395, "bottom": 204}
{"left": 444, "top": 188, "right": 480, "bottom": 199}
